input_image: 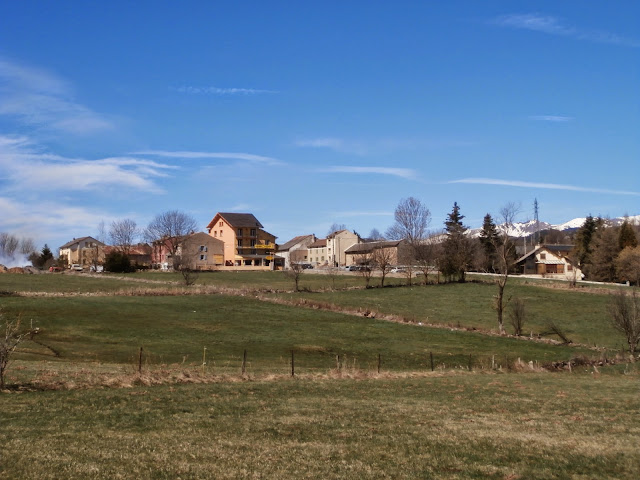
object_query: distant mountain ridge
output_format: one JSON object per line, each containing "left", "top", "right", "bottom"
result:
{"left": 469, "top": 214, "right": 640, "bottom": 239}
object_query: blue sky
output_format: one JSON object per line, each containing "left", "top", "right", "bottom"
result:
{"left": 1, "top": 1, "right": 638, "bottom": 250}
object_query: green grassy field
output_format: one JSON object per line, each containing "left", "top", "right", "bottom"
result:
{"left": 281, "top": 280, "right": 625, "bottom": 349}
{"left": 2, "top": 374, "right": 638, "bottom": 479}
{"left": 1, "top": 271, "right": 638, "bottom": 479}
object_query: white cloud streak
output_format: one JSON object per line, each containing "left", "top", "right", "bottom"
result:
{"left": 0, "top": 58, "right": 114, "bottom": 134}
{"left": 450, "top": 178, "right": 640, "bottom": 196}
{"left": 296, "top": 137, "right": 475, "bottom": 156}
{"left": 174, "top": 86, "right": 277, "bottom": 95}
{"left": 529, "top": 115, "right": 573, "bottom": 122}
{"left": 134, "top": 150, "right": 283, "bottom": 166}
{"left": 332, "top": 210, "right": 393, "bottom": 217}
{"left": 493, "top": 14, "right": 640, "bottom": 48}
{"left": 0, "top": 135, "right": 175, "bottom": 193}
{"left": 322, "top": 166, "right": 417, "bottom": 179}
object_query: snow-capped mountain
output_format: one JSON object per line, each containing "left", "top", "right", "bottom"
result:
{"left": 469, "top": 214, "right": 640, "bottom": 238}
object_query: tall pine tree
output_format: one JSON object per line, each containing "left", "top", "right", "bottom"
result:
{"left": 618, "top": 220, "right": 638, "bottom": 250}
{"left": 479, "top": 213, "right": 500, "bottom": 272}
{"left": 440, "top": 202, "right": 473, "bottom": 282}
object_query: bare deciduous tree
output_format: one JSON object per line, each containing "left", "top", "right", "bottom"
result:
{"left": 0, "top": 233, "right": 36, "bottom": 261}
{"left": 0, "top": 312, "right": 31, "bottom": 389}
{"left": 508, "top": 297, "right": 526, "bottom": 336}
{"left": 327, "top": 223, "right": 347, "bottom": 236}
{"left": 355, "top": 252, "right": 375, "bottom": 288}
{"left": 145, "top": 210, "right": 199, "bottom": 260}
{"left": 372, "top": 246, "right": 394, "bottom": 287}
{"left": 173, "top": 241, "right": 200, "bottom": 286}
{"left": 493, "top": 202, "right": 520, "bottom": 335}
{"left": 109, "top": 219, "right": 139, "bottom": 255}
{"left": 615, "top": 246, "right": 640, "bottom": 286}
{"left": 386, "top": 197, "right": 431, "bottom": 245}
{"left": 609, "top": 290, "right": 640, "bottom": 355}
{"left": 285, "top": 262, "right": 305, "bottom": 292}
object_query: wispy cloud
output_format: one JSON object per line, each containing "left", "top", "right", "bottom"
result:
{"left": 332, "top": 210, "right": 393, "bottom": 217}
{"left": 0, "top": 58, "right": 115, "bottom": 134}
{"left": 296, "top": 138, "right": 368, "bottom": 155}
{"left": 322, "top": 166, "right": 417, "bottom": 179}
{"left": 296, "top": 137, "right": 475, "bottom": 156}
{"left": 449, "top": 178, "right": 640, "bottom": 196}
{"left": 0, "top": 135, "right": 174, "bottom": 193}
{"left": 493, "top": 14, "right": 640, "bottom": 48}
{"left": 173, "top": 86, "right": 277, "bottom": 95}
{"left": 0, "top": 195, "right": 115, "bottom": 243}
{"left": 529, "top": 115, "right": 573, "bottom": 122}
{"left": 134, "top": 150, "right": 283, "bottom": 166}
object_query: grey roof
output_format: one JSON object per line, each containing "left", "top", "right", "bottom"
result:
{"left": 218, "top": 213, "right": 263, "bottom": 228}
{"left": 516, "top": 244, "right": 576, "bottom": 264}
{"left": 278, "top": 234, "right": 314, "bottom": 252}
{"left": 59, "top": 236, "right": 105, "bottom": 249}
{"left": 207, "top": 212, "right": 264, "bottom": 229}
{"left": 345, "top": 240, "right": 404, "bottom": 254}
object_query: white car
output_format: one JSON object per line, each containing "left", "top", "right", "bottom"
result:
{"left": 70, "top": 264, "right": 83, "bottom": 271}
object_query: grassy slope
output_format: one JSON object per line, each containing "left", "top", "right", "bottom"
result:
{"left": 3, "top": 294, "right": 588, "bottom": 377}
{"left": 282, "top": 280, "right": 623, "bottom": 349}
{"left": 2, "top": 374, "right": 638, "bottom": 479}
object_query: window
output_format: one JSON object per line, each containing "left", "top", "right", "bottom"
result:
{"left": 250, "top": 239, "right": 256, "bottom": 247}
{"left": 219, "top": 221, "right": 223, "bottom": 227}
{"left": 540, "top": 253, "right": 546, "bottom": 260}
{"left": 200, "top": 254, "right": 207, "bottom": 261}
{"left": 213, "top": 231, "right": 217, "bottom": 237}
{"left": 237, "top": 239, "right": 242, "bottom": 247}
{"left": 250, "top": 229, "right": 256, "bottom": 236}
{"left": 199, "top": 245, "right": 207, "bottom": 252}
{"left": 220, "top": 230, "right": 223, "bottom": 237}
{"left": 237, "top": 228, "right": 243, "bottom": 236}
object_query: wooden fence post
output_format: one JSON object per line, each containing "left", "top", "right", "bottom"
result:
{"left": 291, "top": 350, "right": 295, "bottom": 377}
{"left": 241, "top": 349, "right": 247, "bottom": 375}
{"left": 138, "top": 347, "right": 143, "bottom": 374}
{"left": 430, "top": 351, "right": 434, "bottom": 372}
{"left": 377, "top": 353, "right": 381, "bottom": 374}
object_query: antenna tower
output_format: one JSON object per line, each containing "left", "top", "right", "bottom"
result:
{"left": 534, "top": 198, "right": 540, "bottom": 246}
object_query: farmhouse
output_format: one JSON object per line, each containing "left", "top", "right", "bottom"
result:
{"left": 344, "top": 239, "right": 412, "bottom": 266}
{"left": 515, "top": 244, "right": 583, "bottom": 281}
{"left": 151, "top": 232, "right": 224, "bottom": 270}
{"left": 277, "top": 234, "right": 316, "bottom": 269}
{"left": 206, "top": 212, "right": 278, "bottom": 269}
{"left": 58, "top": 236, "right": 106, "bottom": 268}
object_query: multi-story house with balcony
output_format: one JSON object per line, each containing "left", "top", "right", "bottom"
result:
{"left": 59, "top": 236, "right": 106, "bottom": 268}
{"left": 206, "top": 212, "right": 278, "bottom": 269}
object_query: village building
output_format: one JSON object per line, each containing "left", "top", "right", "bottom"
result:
{"left": 344, "top": 239, "right": 412, "bottom": 266}
{"left": 515, "top": 244, "right": 583, "bottom": 281}
{"left": 151, "top": 232, "right": 224, "bottom": 271}
{"left": 58, "top": 236, "right": 106, "bottom": 268}
{"left": 206, "top": 213, "right": 278, "bottom": 269}
{"left": 277, "top": 234, "right": 316, "bottom": 269}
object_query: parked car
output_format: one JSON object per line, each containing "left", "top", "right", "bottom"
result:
{"left": 70, "top": 264, "right": 83, "bottom": 271}
{"left": 90, "top": 265, "right": 104, "bottom": 273}
{"left": 48, "top": 266, "right": 63, "bottom": 272}
{"left": 389, "top": 267, "right": 406, "bottom": 274}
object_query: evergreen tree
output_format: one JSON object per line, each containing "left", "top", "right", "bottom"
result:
{"left": 618, "top": 220, "right": 638, "bottom": 250}
{"left": 104, "top": 251, "right": 134, "bottom": 273}
{"left": 586, "top": 227, "right": 620, "bottom": 282}
{"left": 440, "top": 202, "right": 473, "bottom": 282}
{"left": 571, "top": 215, "right": 599, "bottom": 267}
{"left": 479, "top": 213, "right": 500, "bottom": 272}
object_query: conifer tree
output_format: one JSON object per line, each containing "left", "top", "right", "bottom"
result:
{"left": 618, "top": 220, "right": 638, "bottom": 250}
{"left": 479, "top": 213, "right": 500, "bottom": 272}
{"left": 440, "top": 202, "right": 473, "bottom": 282}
